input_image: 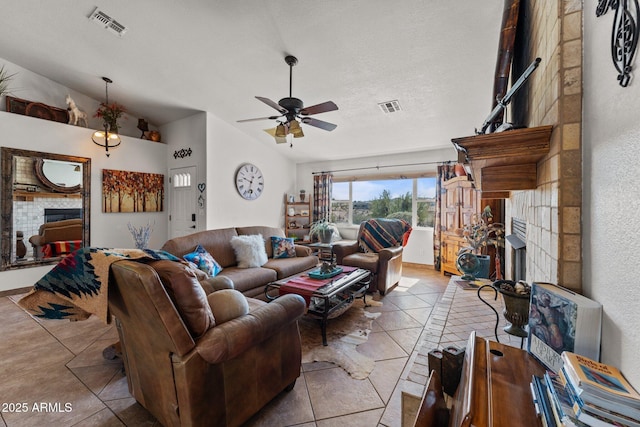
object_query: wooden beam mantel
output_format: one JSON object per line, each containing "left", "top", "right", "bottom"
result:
{"left": 451, "top": 125, "right": 553, "bottom": 193}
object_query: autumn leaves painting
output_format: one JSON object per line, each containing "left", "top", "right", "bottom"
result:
{"left": 102, "top": 169, "right": 164, "bottom": 213}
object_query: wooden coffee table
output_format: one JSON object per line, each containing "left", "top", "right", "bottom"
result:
{"left": 265, "top": 266, "right": 371, "bottom": 346}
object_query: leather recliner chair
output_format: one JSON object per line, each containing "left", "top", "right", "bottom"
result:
{"left": 333, "top": 222, "right": 404, "bottom": 295}
{"left": 108, "top": 259, "right": 306, "bottom": 427}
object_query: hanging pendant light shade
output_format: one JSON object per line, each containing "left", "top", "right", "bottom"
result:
{"left": 92, "top": 77, "right": 121, "bottom": 157}
{"left": 288, "top": 119, "right": 304, "bottom": 138}
{"left": 275, "top": 123, "right": 288, "bottom": 137}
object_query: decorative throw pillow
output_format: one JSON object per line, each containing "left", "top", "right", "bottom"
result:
{"left": 230, "top": 234, "right": 268, "bottom": 268}
{"left": 271, "top": 236, "right": 296, "bottom": 259}
{"left": 183, "top": 244, "right": 223, "bottom": 276}
{"left": 207, "top": 289, "right": 249, "bottom": 324}
{"left": 152, "top": 260, "right": 215, "bottom": 338}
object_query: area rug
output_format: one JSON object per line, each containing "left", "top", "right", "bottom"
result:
{"left": 299, "top": 298, "right": 382, "bottom": 380}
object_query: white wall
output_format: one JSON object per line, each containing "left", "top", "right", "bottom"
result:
{"left": 0, "top": 63, "right": 168, "bottom": 292}
{"left": 584, "top": 4, "right": 640, "bottom": 385}
{"left": 296, "top": 147, "right": 456, "bottom": 265}
{"left": 162, "top": 112, "right": 208, "bottom": 233}
{"left": 205, "top": 113, "right": 297, "bottom": 229}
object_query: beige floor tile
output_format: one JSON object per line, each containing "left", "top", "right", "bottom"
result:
{"left": 71, "top": 407, "right": 125, "bottom": 427}
{"left": 375, "top": 310, "right": 422, "bottom": 331}
{"left": 387, "top": 327, "right": 422, "bottom": 354}
{"left": 245, "top": 374, "right": 315, "bottom": 427}
{"left": 368, "top": 358, "right": 408, "bottom": 404}
{"left": 403, "top": 307, "right": 433, "bottom": 325}
{"left": 103, "top": 398, "right": 159, "bottom": 426}
{"left": 66, "top": 338, "right": 123, "bottom": 369}
{"left": 36, "top": 315, "right": 116, "bottom": 355}
{"left": 358, "top": 331, "right": 407, "bottom": 361}
{"left": 70, "top": 364, "right": 123, "bottom": 395}
{"left": 98, "top": 371, "right": 132, "bottom": 401}
{"left": 305, "top": 368, "right": 383, "bottom": 420}
{"left": 0, "top": 364, "right": 105, "bottom": 427}
{"left": 315, "top": 408, "right": 384, "bottom": 426}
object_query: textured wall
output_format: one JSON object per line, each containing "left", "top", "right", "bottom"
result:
{"left": 583, "top": 0, "right": 640, "bottom": 388}
{"left": 507, "top": 0, "right": 583, "bottom": 290}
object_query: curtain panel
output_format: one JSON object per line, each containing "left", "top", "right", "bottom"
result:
{"left": 312, "top": 173, "right": 332, "bottom": 222}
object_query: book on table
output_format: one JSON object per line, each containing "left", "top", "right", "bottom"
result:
{"left": 531, "top": 374, "right": 558, "bottom": 427}
{"left": 561, "top": 351, "right": 640, "bottom": 409}
{"left": 527, "top": 282, "right": 602, "bottom": 373}
{"left": 549, "top": 369, "right": 639, "bottom": 427}
{"left": 556, "top": 367, "right": 640, "bottom": 427}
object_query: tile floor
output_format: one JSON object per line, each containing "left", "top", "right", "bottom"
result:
{"left": 0, "top": 266, "right": 516, "bottom": 426}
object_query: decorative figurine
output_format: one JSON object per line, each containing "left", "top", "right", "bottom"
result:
{"left": 65, "top": 95, "right": 88, "bottom": 127}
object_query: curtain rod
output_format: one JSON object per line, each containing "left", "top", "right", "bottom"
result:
{"left": 312, "top": 160, "right": 457, "bottom": 175}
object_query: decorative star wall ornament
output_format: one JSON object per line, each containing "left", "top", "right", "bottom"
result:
{"left": 173, "top": 148, "right": 193, "bottom": 159}
{"left": 597, "top": 0, "right": 640, "bottom": 87}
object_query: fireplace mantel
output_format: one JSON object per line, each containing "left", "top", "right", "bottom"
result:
{"left": 451, "top": 125, "right": 553, "bottom": 196}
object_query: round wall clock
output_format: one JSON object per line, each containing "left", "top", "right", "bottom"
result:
{"left": 235, "top": 163, "right": 264, "bottom": 200}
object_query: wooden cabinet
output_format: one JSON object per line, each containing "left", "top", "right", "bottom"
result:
{"left": 407, "top": 332, "right": 544, "bottom": 427}
{"left": 440, "top": 176, "right": 480, "bottom": 276}
{"left": 284, "top": 201, "right": 311, "bottom": 242}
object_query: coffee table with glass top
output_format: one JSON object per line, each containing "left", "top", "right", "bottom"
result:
{"left": 265, "top": 265, "right": 371, "bottom": 346}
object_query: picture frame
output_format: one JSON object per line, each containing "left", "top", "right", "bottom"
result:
{"left": 301, "top": 209, "right": 309, "bottom": 216}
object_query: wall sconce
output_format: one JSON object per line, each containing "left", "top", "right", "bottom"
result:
{"left": 92, "top": 77, "right": 121, "bottom": 157}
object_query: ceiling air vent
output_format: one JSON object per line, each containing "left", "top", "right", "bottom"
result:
{"left": 89, "top": 7, "right": 128, "bottom": 37}
{"left": 378, "top": 100, "right": 402, "bottom": 113}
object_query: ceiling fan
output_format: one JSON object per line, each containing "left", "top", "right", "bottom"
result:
{"left": 237, "top": 55, "right": 338, "bottom": 144}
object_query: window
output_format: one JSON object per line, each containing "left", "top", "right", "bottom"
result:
{"left": 331, "top": 177, "right": 436, "bottom": 228}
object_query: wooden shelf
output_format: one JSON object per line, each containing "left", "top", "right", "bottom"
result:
{"left": 451, "top": 125, "right": 553, "bottom": 194}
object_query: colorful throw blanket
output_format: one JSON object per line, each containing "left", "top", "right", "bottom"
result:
{"left": 43, "top": 240, "right": 83, "bottom": 258}
{"left": 358, "top": 218, "right": 412, "bottom": 253}
{"left": 18, "top": 247, "right": 179, "bottom": 323}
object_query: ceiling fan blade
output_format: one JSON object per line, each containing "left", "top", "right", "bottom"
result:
{"left": 300, "top": 101, "right": 338, "bottom": 116}
{"left": 256, "top": 96, "right": 288, "bottom": 114}
{"left": 302, "top": 117, "right": 337, "bottom": 131}
{"left": 237, "top": 115, "right": 282, "bottom": 123}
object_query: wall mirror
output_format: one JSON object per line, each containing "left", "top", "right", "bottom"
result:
{"left": 1, "top": 147, "right": 91, "bottom": 271}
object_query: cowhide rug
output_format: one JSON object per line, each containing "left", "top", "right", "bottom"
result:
{"left": 298, "top": 298, "right": 382, "bottom": 380}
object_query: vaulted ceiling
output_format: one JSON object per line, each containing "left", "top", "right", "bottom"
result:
{"left": 0, "top": 1, "right": 503, "bottom": 162}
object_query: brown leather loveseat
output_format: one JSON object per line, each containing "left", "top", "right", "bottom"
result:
{"left": 108, "top": 259, "right": 306, "bottom": 427}
{"left": 28, "top": 218, "right": 83, "bottom": 260}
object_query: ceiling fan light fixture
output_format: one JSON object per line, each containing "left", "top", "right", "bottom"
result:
{"left": 275, "top": 123, "right": 288, "bottom": 137}
{"left": 288, "top": 119, "right": 304, "bottom": 138}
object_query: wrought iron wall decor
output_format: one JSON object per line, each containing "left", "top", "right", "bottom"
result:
{"left": 597, "top": 0, "right": 640, "bottom": 87}
{"left": 173, "top": 148, "right": 193, "bottom": 159}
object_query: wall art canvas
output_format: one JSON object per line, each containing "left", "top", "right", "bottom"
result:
{"left": 102, "top": 169, "right": 164, "bottom": 213}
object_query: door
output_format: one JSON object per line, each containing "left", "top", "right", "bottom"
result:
{"left": 169, "top": 166, "right": 197, "bottom": 239}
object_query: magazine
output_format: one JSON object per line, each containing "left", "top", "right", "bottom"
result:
{"left": 562, "top": 352, "right": 640, "bottom": 409}
{"left": 527, "top": 282, "right": 602, "bottom": 372}
{"left": 552, "top": 368, "right": 640, "bottom": 427}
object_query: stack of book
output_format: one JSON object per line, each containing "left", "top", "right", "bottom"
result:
{"left": 534, "top": 351, "right": 640, "bottom": 427}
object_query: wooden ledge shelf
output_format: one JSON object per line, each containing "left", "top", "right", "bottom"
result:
{"left": 451, "top": 125, "right": 553, "bottom": 194}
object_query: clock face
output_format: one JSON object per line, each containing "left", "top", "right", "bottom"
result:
{"left": 235, "top": 163, "right": 264, "bottom": 200}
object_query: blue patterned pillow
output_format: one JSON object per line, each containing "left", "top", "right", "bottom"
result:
{"left": 271, "top": 236, "right": 296, "bottom": 259}
{"left": 183, "top": 244, "right": 222, "bottom": 276}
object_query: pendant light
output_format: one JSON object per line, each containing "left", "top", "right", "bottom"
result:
{"left": 92, "top": 77, "right": 121, "bottom": 157}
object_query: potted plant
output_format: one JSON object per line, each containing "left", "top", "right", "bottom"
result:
{"left": 0, "top": 65, "right": 16, "bottom": 98}
{"left": 308, "top": 219, "right": 335, "bottom": 244}
{"left": 94, "top": 101, "right": 127, "bottom": 133}
{"left": 457, "top": 206, "right": 504, "bottom": 279}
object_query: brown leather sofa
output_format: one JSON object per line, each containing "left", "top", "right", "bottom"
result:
{"left": 28, "top": 218, "right": 83, "bottom": 259}
{"left": 161, "top": 226, "right": 319, "bottom": 300}
{"left": 333, "top": 224, "right": 404, "bottom": 295}
{"left": 108, "top": 259, "right": 306, "bottom": 427}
